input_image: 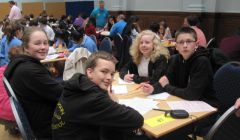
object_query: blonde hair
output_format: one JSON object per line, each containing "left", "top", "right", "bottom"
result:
{"left": 130, "top": 30, "right": 170, "bottom": 65}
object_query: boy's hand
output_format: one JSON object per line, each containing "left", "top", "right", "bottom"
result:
{"left": 159, "top": 76, "right": 169, "bottom": 87}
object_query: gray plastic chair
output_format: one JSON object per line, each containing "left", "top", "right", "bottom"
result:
{"left": 205, "top": 106, "right": 240, "bottom": 140}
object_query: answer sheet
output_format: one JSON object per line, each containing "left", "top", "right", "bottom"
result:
{"left": 167, "top": 101, "right": 216, "bottom": 113}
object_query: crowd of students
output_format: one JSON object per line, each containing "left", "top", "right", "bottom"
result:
{"left": 0, "top": 0, "right": 239, "bottom": 140}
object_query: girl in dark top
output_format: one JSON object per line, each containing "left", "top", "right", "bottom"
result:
{"left": 120, "top": 30, "right": 169, "bottom": 85}
{"left": 122, "top": 15, "right": 141, "bottom": 39}
{"left": 104, "top": 15, "right": 116, "bottom": 31}
{"left": 4, "top": 27, "right": 63, "bottom": 139}
{"left": 85, "top": 16, "right": 97, "bottom": 37}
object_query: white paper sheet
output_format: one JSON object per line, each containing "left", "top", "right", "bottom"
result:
{"left": 48, "top": 47, "right": 56, "bottom": 55}
{"left": 119, "top": 97, "right": 159, "bottom": 115}
{"left": 147, "top": 92, "right": 170, "bottom": 100}
{"left": 44, "top": 54, "right": 59, "bottom": 60}
{"left": 167, "top": 101, "right": 216, "bottom": 113}
{"left": 118, "top": 77, "right": 134, "bottom": 85}
{"left": 112, "top": 85, "right": 128, "bottom": 94}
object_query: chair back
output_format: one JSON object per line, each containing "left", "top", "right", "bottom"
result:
{"left": 213, "top": 61, "right": 240, "bottom": 114}
{"left": 99, "top": 37, "right": 112, "bottom": 53}
{"left": 117, "top": 35, "right": 132, "bottom": 70}
{"left": 112, "top": 33, "right": 123, "bottom": 61}
{"left": 2, "top": 76, "right": 18, "bottom": 101}
{"left": 89, "top": 35, "right": 97, "bottom": 45}
{"left": 9, "top": 97, "right": 36, "bottom": 140}
{"left": 205, "top": 106, "right": 240, "bottom": 140}
{"left": 207, "top": 37, "right": 216, "bottom": 48}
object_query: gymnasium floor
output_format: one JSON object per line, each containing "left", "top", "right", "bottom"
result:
{"left": 0, "top": 124, "right": 204, "bottom": 140}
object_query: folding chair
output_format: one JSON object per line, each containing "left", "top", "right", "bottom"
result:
{"left": 3, "top": 76, "right": 35, "bottom": 139}
{"left": 213, "top": 61, "right": 240, "bottom": 114}
{"left": 9, "top": 97, "right": 36, "bottom": 140}
{"left": 99, "top": 37, "right": 112, "bottom": 53}
{"left": 205, "top": 106, "right": 240, "bottom": 140}
{"left": 2, "top": 76, "right": 18, "bottom": 101}
{"left": 207, "top": 37, "right": 216, "bottom": 48}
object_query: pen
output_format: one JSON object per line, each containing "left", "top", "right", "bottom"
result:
{"left": 110, "top": 84, "right": 113, "bottom": 93}
{"left": 152, "top": 108, "right": 170, "bottom": 112}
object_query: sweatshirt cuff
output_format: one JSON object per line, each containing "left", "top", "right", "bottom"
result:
{"left": 164, "top": 84, "right": 176, "bottom": 95}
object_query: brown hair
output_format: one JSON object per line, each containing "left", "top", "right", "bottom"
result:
{"left": 6, "top": 20, "right": 23, "bottom": 43}
{"left": 8, "top": 46, "right": 23, "bottom": 60}
{"left": 85, "top": 51, "right": 117, "bottom": 71}
{"left": 175, "top": 27, "right": 197, "bottom": 41}
{"left": 21, "top": 27, "right": 48, "bottom": 51}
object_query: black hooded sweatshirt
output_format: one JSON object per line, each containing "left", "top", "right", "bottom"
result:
{"left": 4, "top": 55, "right": 63, "bottom": 138}
{"left": 52, "top": 73, "right": 144, "bottom": 140}
{"left": 153, "top": 48, "right": 219, "bottom": 107}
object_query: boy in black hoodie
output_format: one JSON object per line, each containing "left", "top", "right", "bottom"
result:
{"left": 52, "top": 51, "right": 145, "bottom": 140}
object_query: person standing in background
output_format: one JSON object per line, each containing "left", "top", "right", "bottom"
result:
{"left": 8, "top": 1, "right": 22, "bottom": 20}
{"left": 183, "top": 15, "right": 207, "bottom": 47}
{"left": 90, "top": 0, "right": 109, "bottom": 30}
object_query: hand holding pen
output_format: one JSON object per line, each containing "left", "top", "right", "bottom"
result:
{"left": 124, "top": 74, "right": 134, "bottom": 82}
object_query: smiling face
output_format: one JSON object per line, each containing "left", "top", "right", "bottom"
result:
{"left": 139, "top": 34, "right": 154, "bottom": 58}
{"left": 176, "top": 33, "right": 198, "bottom": 60}
{"left": 86, "top": 58, "right": 115, "bottom": 91}
{"left": 25, "top": 31, "right": 49, "bottom": 60}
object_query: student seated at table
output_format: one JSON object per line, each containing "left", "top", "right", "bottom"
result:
{"left": 85, "top": 16, "right": 97, "bottom": 37}
{"left": 68, "top": 28, "right": 98, "bottom": 53}
{"left": 53, "top": 28, "right": 68, "bottom": 52}
{"left": 159, "top": 20, "right": 172, "bottom": 40}
{"left": 119, "top": 30, "right": 169, "bottom": 85}
{"left": 0, "top": 20, "right": 23, "bottom": 66}
{"left": 104, "top": 15, "right": 116, "bottom": 31}
{"left": 142, "top": 27, "right": 219, "bottom": 138}
{"left": 142, "top": 27, "right": 218, "bottom": 107}
{"left": 52, "top": 51, "right": 144, "bottom": 140}
{"left": 109, "top": 14, "right": 127, "bottom": 37}
{"left": 4, "top": 27, "right": 64, "bottom": 139}
{"left": 183, "top": 15, "right": 207, "bottom": 47}
{"left": 121, "top": 15, "right": 141, "bottom": 40}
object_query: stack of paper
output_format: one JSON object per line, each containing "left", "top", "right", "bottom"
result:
{"left": 147, "top": 92, "right": 170, "bottom": 100}
{"left": 167, "top": 101, "right": 216, "bottom": 113}
{"left": 119, "top": 97, "right": 159, "bottom": 115}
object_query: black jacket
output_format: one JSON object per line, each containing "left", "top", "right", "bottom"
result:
{"left": 4, "top": 55, "right": 63, "bottom": 138}
{"left": 153, "top": 48, "right": 219, "bottom": 107}
{"left": 119, "top": 55, "right": 168, "bottom": 85}
{"left": 52, "top": 73, "right": 144, "bottom": 140}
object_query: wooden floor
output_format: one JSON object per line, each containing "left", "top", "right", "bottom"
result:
{"left": 0, "top": 124, "right": 21, "bottom": 140}
{"left": 0, "top": 124, "right": 203, "bottom": 140}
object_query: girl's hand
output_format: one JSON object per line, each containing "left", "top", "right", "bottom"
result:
{"left": 124, "top": 74, "right": 134, "bottom": 82}
{"left": 140, "top": 83, "right": 154, "bottom": 96}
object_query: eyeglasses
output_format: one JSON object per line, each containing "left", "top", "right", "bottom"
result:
{"left": 176, "top": 40, "right": 196, "bottom": 45}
